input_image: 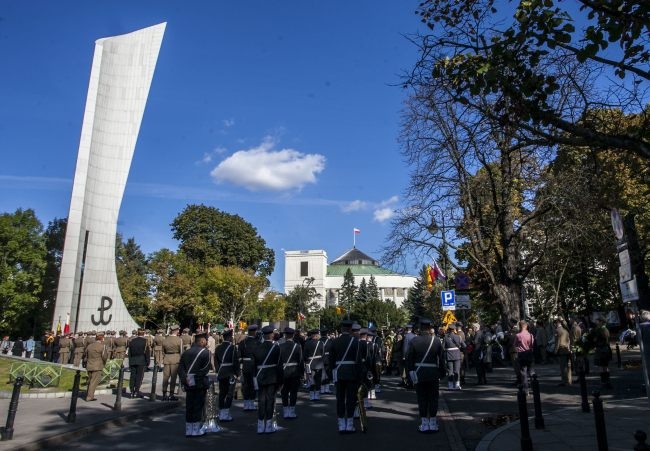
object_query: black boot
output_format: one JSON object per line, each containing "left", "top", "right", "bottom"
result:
{"left": 601, "top": 372, "right": 613, "bottom": 389}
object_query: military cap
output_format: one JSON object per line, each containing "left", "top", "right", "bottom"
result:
{"left": 131, "top": 329, "right": 137, "bottom": 334}
{"left": 119, "top": 330, "right": 127, "bottom": 336}
{"left": 284, "top": 327, "right": 295, "bottom": 335}
{"left": 261, "top": 325, "right": 275, "bottom": 334}
{"left": 222, "top": 328, "right": 233, "bottom": 337}
{"left": 170, "top": 324, "right": 180, "bottom": 331}
{"left": 320, "top": 327, "right": 329, "bottom": 334}
{"left": 308, "top": 329, "right": 320, "bottom": 335}
{"left": 447, "top": 323, "right": 456, "bottom": 330}
{"left": 419, "top": 318, "right": 432, "bottom": 326}
{"left": 247, "top": 324, "right": 258, "bottom": 332}
{"left": 182, "top": 327, "right": 190, "bottom": 333}
{"left": 91, "top": 330, "right": 97, "bottom": 335}
{"left": 351, "top": 323, "right": 361, "bottom": 331}
{"left": 96, "top": 331, "right": 105, "bottom": 337}
{"left": 455, "top": 321, "right": 463, "bottom": 328}
{"left": 368, "top": 325, "right": 377, "bottom": 332}
{"left": 194, "top": 333, "right": 208, "bottom": 341}
{"left": 359, "top": 328, "right": 368, "bottom": 336}
{"left": 340, "top": 319, "right": 353, "bottom": 328}
{"left": 368, "top": 331, "right": 376, "bottom": 337}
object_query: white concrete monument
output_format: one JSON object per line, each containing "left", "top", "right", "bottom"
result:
{"left": 53, "top": 23, "right": 166, "bottom": 333}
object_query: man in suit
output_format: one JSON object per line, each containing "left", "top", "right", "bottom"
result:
{"left": 127, "top": 329, "right": 148, "bottom": 398}
{"left": 214, "top": 329, "right": 240, "bottom": 421}
{"left": 83, "top": 331, "right": 109, "bottom": 401}
{"left": 253, "top": 325, "right": 282, "bottom": 434}
{"left": 406, "top": 318, "right": 444, "bottom": 433}
{"left": 279, "top": 327, "right": 303, "bottom": 419}
{"left": 178, "top": 333, "right": 211, "bottom": 437}
{"left": 328, "top": 320, "right": 362, "bottom": 433}
{"left": 162, "top": 325, "right": 183, "bottom": 401}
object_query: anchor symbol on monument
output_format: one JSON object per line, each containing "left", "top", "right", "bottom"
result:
{"left": 91, "top": 296, "right": 113, "bottom": 326}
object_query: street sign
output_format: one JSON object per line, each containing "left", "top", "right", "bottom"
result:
{"left": 620, "top": 277, "right": 639, "bottom": 303}
{"left": 619, "top": 248, "right": 633, "bottom": 282}
{"left": 456, "top": 293, "right": 471, "bottom": 310}
{"left": 441, "top": 290, "right": 455, "bottom": 311}
{"left": 454, "top": 273, "right": 471, "bottom": 290}
{"left": 611, "top": 209, "right": 625, "bottom": 240}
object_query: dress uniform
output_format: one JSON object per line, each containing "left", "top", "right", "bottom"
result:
{"left": 320, "top": 329, "right": 333, "bottom": 394}
{"left": 444, "top": 324, "right": 465, "bottom": 390}
{"left": 304, "top": 329, "right": 324, "bottom": 400}
{"left": 72, "top": 334, "right": 85, "bottom": 367}
{"left": 178, "top": 333, "right": 211, "bottom": 437}
{"left": 105, "top": 331, "right": 115, "bottom": 360}
{"left": 181, "top": 328, "right": 192, "bottom": 352}
{"left": 329, "top": 320, "right": 363, "bottom": 433}
{"left": 127, "top": 330, "right": 148, "bottom": 397}
{"left": 214, "top": 329, "right": 240, "bottom": 421}
{"left": 144, "top": 330, "right": 154, "bottom": 369}
{"left": 113, "top": 331, "right": 128, "bottom": 360}
{"left": 369, "top": 326, "right": 383, "bottom": 393}
{"left": 162, "top": 325, "right": 183, "bottom": 400}
{"left": 238, "top": 325, "right": 260, "bottom": 411}
{"left": 83, "top": 331, "right": 109, "bottom": 401}
{"left": 153, "top": 330, "right": 165, "bottom": 368}
{"left": 406, "top": 319, "right": 444, "bottom": 433}
{"left": 253, "top": 325, "right": 282, "bottom": 434}
{"left": 58, "top": 334, "right": 72, "bottom": 364}
{"left": 279, "top": 327, "right": 303, "bottom": 418}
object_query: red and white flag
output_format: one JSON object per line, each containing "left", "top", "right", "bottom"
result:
{"left": 353, "top": 228, "right": 361, "bottom": 234}
{"left": 63, "top": 313, "right": 70, "bottom": 334}
{"left": 432, "top": 259, "right": 446, "bottom": 281}
{"left": 298, "top": 312, "right": 306, "bottom": 321}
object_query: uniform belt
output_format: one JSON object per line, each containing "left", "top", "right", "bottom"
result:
{"left": 257, "top": 364, "right": 276, "bottom": 369}
{"left": 446, "top": 347, "right": 459, "bottom": 350}
{"left": 335, "top": 360, "right": 355, "bottom": 365}
{"left": 416, "top": 363, "right": 438, "bottom": 367}
{"left": 242, "top": 357, "right": 253, "bottom": 361}
{"left": 220, "top": 363, "right": 233, "bottom": 366}
{"left": 166, "top": 352, "right": 179, "bottom": 354}
{"left": 284, "top": 362, "right": 298, "bottom": 367}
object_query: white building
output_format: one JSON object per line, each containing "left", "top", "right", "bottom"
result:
{"left": 53, "top": 24, "right": 166, "bottom": 333}
{"left": 284, "top": 248, "right": 417, "bottom": 308}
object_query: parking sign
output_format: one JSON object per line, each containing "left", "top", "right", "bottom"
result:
{"left": 441, "top": 290, "right": 455, "bottom": 311}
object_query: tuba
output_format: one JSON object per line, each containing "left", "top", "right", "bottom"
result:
{"left": 201, "top": 376, "right": 221, "bottom": 433}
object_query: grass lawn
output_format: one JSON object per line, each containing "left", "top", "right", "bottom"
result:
{"left": 0, "top": 356, "right": 83, "bottom": 393}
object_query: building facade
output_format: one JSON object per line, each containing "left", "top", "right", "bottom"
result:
{"left": 53, "top": 24, "right": 166, "bottom": 333}
{"left": 284, "top": 248, "right": 417, "bottom": 308}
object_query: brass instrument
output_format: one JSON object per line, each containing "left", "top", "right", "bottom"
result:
{"left": 356, "top": 382, "right": 368, "bottom": 433}
{"left": 201, "top": 376, "right": 221, "bottom": 433}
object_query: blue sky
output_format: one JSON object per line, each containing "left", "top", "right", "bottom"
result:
{"left": 0, "top": 1, "right": 426, "bottom": 290}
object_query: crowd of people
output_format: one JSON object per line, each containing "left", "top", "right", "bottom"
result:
{"left": 0, "top": 313, "right": 625, "bottom": 439}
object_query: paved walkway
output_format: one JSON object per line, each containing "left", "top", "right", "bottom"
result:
{"left": 476, "top": 397, "right": 649, "bottom": 451}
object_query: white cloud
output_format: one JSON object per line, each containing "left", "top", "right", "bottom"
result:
{"left": 222, "top": 118, "right": 235, "bottom": 128}
{"left": 210, "top": 137, "right": 326, "bottom": 191}
{"left": 342, "top": 200, "right": 368, "bottom": 213}
{"left": 379, "top": 195, "right": 399, "bottom": 207}
{"left": 196, "top": 147, "right": 228, "bottom": 165}
{"left": 373, "top": 207, "right": 395, "bottom": 223}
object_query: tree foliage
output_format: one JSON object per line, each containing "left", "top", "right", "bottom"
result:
{"left": 285, "top": 277, "right": 321, "bottom": 321}
{"left": 0, "top": 209, "right": 46, "bottom": 335}
{"left": 171, "top": 204, "right": 275, "bottom": 277}
{"left": 339, "top": 268, "right": 357, "bottom": 317}
{"left": 202, "top": 265, "right": 266, "bottom": 325}
{"left": 115, "top": 235, "right": 151, "bottom": 326}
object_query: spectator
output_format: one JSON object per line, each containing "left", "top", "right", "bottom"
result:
{"left": 534, "top": 320, "right": 548, "bottom": 364}
{"left": 1, "top": 336, "right": 10, "bottom": 354}
{"left": 12, "top": 337, "right": 24, "bottom": 357}
{"left": 25, "top": 336, "right": 35, "bottom": 358}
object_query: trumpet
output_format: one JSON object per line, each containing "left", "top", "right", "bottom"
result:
{"left": 201, "top": 378, "right": 221, "bottom": 433}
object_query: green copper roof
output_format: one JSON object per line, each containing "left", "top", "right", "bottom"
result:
{"left": 326, "top": 264, "right": 402, "bottom": 276}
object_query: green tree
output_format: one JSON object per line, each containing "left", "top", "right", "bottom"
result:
{"left": 367, "top": 275, "right": 380, "bottom": 302}
{"left": 318, "top": 306, "right": 344, "bottom": 332}
{"left": 356, "top": 298, "right": 407, "bottom": 329}
{"left": 171, "top": 204, "right": 275, "bottom": 277}
{"left": 202, "top": 265, "right": 266, "bottom": 325}
{"left": 356, "top": 278, "right": 369, "bottom": 303}
{"left": 0, "top": 209, "right": 47, "bottom": 335}
{"left": 115, "top": 235, "right": 151, "bottom": 326}
{"left": 148, "top": 249, "right": 202, "bottom": 327}
{"left": 285, "top": 277, "right": 321, "bottom": 322}
{"left": 415, "top": 0, "right": 650, "bottom": 159}
{"left": 249, "top": 291, "right": 286, "bottom": 322}
{"left": 39, "top": 217, "right": 67, "bottom": 333}
{"left": 339, "top": 268, "right": 357, "bottom": 318}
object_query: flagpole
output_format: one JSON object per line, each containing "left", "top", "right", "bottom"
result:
{"left": 353, "top": 229, "right": 356, "bottom": 248}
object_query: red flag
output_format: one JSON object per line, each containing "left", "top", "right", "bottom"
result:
{"left": 298, "top": 312, "right": 306, "bottom": 321}
{"left": 353, "top": 228, "right": 361, "bottom": 234}
{"left": 63, "top": 313, "right": 70, "bottom": 334}
{"left": 433, "top": 259, "right": 446, "bottom": 281}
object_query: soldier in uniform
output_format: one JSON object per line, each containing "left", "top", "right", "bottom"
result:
{"left": 329, "top": 320, "right": 362, "bottom": 433}
{"left": 369, "top": 326, "right": 383, "bottom": 394}
{"left": 591, "top": 317, "right": 613, "bottom": 389}
{"left": 359, "top": 329, "right": 375, "bottom": 409}
{"left": 444, "top": 324, "right": 465, "bottom": 390}
{"left": 144, "top": 329, "right": 154, "bottom": 369}
{"left": 127, "top": 329, "right": 148, "bottom": 398}
{"left": 279, "top": 327, "right": 303, "bottom": 419}
{"left": 105, "top": 331, "right": 115, "bottom": 360}
{"left": 153, "top": 329, "right": 165, "bottom": 368}
{"left": 214, "top": 329, "right": 240, "bottom": 421}
{"left": 162, "top": 324, "right": 183, "bottom": 401}
{"left": 320, "top": 328, "right": 333, "bottom": 395}
{"left": 178, "top": 333, "right": 211, "bottom": 438}
{"left": 181, "top": 328, "right": 192, "bottom": 352}
{"left": 401, "top": 324, "right": 416, "bottom": 388}
{"left": 253, "top": 325, "right": 281, "bottom": 434}
{"left": 83, "top": 331, "right": 109, "bottom": 401}
{"left": 72, "top": 333, "right": 85, "bottom": 367}
{"left": 406, "top": 318, "right": 444, "bottom": 433}
{"left": 113, "top": 331, "right": 128, "bottom": 360}
{"left": 238, "top": 324, "right": 260, "bottom": 411}
{"left": 58, "top": 333, "right": 72, "bottom": 364}
{"left": 304, "top": 329, "right": 325, "bottom": 401}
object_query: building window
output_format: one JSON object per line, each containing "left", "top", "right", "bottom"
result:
{"left": 396, "top": 288, "right": 405, "bottom": 297}
{"left": 384, "top": 288, "right": 394, "bottom": 296}
{"left": 300, "top": 261, "right": 309, "bottom": 277}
